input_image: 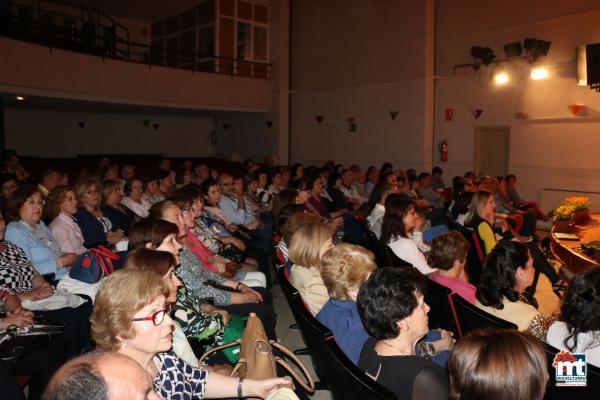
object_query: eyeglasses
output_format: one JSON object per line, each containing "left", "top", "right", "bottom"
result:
{"left": 132, "top": 304, "right": 171, "bottom": 326}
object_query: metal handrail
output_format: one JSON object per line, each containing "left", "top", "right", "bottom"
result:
{"left": 0, "top": 0, "right": 271, "bottom": 79}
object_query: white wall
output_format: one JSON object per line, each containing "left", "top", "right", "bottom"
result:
{"left": 4, "top": 108, "right": 215, "bottom": 156}
{"left": 288, "top": 0, "right": 435, "bottom": 171}
{"left": 435, "top": 0, "right": 600, "bottom": 201}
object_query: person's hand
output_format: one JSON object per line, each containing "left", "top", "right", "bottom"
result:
{"left": 432, "top": 329, "right": 455, "bottom": 352}
{"left": 239, "top": 283, "right": 263, "bottom": 301}
{"left": 245, "top": 377, "right": 294, "bottom": 398}
{"left": 212, "top": 308, "right": 230, "bottom": 325}
{"left": 58, "top": 253, "right": 78, "bottom": 268}
{"left": 201, "top": 303, "right": 217, "bottom": 314}
{"left": 107, "top": 230, "right": 124, "bottom": 244}
{"left": 214, "top": 260, "right": 226, "bottom": 274}
{"left": 245, "top": 220, "right": 259, "bottom": 230}
{"left": 0, "top": 312, "right": 33, "bottom": 329}
{"left": 33, "top": 285, "right": 54, "bottom": 300}
{"left": 13, "top": 307, "right": 34, "bottom": 319}
{"left": 228, "top": 224, "right": 238, "bottom": 232}
{"left": 414, "top": 215, "right": 426, "bottom": 232}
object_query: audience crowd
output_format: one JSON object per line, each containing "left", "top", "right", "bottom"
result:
{"left": 0, "top": 151, "right": 595, "bottom": 400}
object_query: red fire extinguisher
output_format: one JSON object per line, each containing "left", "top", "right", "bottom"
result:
{"left": 438, "top": 140, "right": 448, "bottom": 162}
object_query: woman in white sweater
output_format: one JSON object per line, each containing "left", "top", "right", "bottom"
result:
{"left": 380, "top": 194, "right": 436, "bottom": 275}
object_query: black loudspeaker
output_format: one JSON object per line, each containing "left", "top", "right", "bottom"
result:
{"left": 504, "top": 42, "right": 522, "bottom": 58}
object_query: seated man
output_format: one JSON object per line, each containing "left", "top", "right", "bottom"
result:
{"left": 431, "top": 166, "right": 446, "bottom": 190}
{"left": 417, "top": 172, "right": 445, "bottom": 209}
{"left": 43, "top": 351, "right": 159, "bottom": 400}
{"left": 218, "top": 173, "right": 258, "bottom": 228}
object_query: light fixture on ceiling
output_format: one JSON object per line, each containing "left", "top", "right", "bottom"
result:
{"left": 530, "top": 66, "right": 549, "bottom": 80}
{"left": 15, "top": 96, "right": 25, "bottom": 101}
{"left": 494, "top": 70, "right": 509, "bottom": 85}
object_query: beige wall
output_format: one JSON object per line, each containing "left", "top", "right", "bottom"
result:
{"left": 0, "top": 36, "right": 270, "bottom": 113}
{"left": 288, "top": 0, "right": 435, "bottom": 171}
{"left": 4, "top": 108, "right": 215, "bottom": 156}
{"left": 435, "top": 0, "right": 600, "bottom": 201}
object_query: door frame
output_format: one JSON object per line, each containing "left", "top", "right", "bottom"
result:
{"left": 474, "top": 126, "right": 511, "bottom": 177}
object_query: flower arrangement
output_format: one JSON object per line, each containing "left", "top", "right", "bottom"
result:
{"left": 555, "top": 205, "right": 576, "bottom": 221}
{"left": 564, "top": 196, "right": 591, "bottom": 212}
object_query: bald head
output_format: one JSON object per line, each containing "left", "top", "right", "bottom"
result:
{"left": 44, "top": 352, "right": 159, "bottom": 400}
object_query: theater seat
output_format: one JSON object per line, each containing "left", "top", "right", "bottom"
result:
{"left": 424, "top": 279, "right": 461, "bottom": 338}
{"left": 451, "top": 293, "right": 517, "bottom": 334}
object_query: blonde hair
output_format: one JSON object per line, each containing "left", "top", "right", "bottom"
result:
{"left": 74, "top": 179, "right": 100, "bottom": 209}
{"left": 91, "top": 269, "right": 168, "bottom": 351}
{"left": 281, "top": 211, "right": 322, "bottom": 244}
{"left": 288, "top": 221, "right": 332, "bottom": 269}
{"left": 465, "top": 190, "right": 492, "bottom": 225}
{"left": 101, "top": 179, "right": 121, "bottom": 203}
{"left": 320, "top": 244, "right": 376, "bottom": 300}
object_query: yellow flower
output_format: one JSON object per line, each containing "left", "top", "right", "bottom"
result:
{"left": 564, "top": 196, "right": 591, "bottom": 212}
{"left": 555, "top": 205, "right": 575, "bottom": 220}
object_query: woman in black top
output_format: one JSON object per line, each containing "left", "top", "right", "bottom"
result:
{"left": 357, "top": 268, "right": 449, "bottom": 400}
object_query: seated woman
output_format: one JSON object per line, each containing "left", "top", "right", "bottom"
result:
{"left": 142, "top": 173, "right": 165, "bottom": 205}
{"left": 167, "top": 193, "right": 264, "bottom": 286}
{"left": 148, "top": 201, "right": 277, "bottom": 339}
{"left": 73, "top": 179, "right": 125, "bottom": 249}
{"left": 449, "top": 330, "right": 548, "bottom": 400}
{"left": 305, "top": 172, "right": 345, "bottom": 221}
{"left": 121, "top": 177, "right": 151, "bottom": 218}
{"left": 547, "top": 268, "right": 600, "bottom": 367}
{"left": 366, "top": 182, "right": 394, "bottom": 239}
{"left": 316, "top": 243, "right": 376, "bottom": 364}
{"left": 126, "top": 247, "right": 228, "bottom": 370}
{"left": 100, "top": 179, "right": 136, "bottom": 235}
{"left": 200, "top": 179, "right": 238, "bottom": 236}
{"left": 380, "top": 194, "right": 436, "bottom": 275}
{"left": 326, "top": 172, "right": 354, "bottom": 211}
{"left": 428, "top": 231, "right": 476, "bottom": 304}
{"left": 91, "top": 269, "right": 291, "bottom": 400}
{"left": 5, "top": 185, "right": 78, "bottom": 280}
{"left": 356, "top": 267, "right": 448, "bottom": 400}
{"left": 0, "top": 203, "right": 91, "bottom": 359}
{"left": 278, "top": 206, "right": 321, "bottom": 266}
{"left": 465, "top": 190, "right": 561, "bottom": 290}
{"left": 128, "top": 219, "right": 231, "bottom": 358}
{"left": 288, "top": 221, "right": 334, "bottom": 315}
{"left": 46, "top": 186, "right": 87, "bottom": 255}
{"left": 506, "top": 174, "right": 545, "bottom": 219}
{"left": 176, "top": 184, "right": 249, "bottom": 265}
{"left": 475, "top": 241, "right": 555, "bottom": 339}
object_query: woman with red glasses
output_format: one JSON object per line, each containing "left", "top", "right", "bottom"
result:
{"left": 91, "top": 268, "right": 291, "bottom": 400}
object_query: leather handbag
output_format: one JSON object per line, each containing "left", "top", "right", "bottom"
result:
{"left": 70, "top": 246, "right": 120, "bottom": 283}
{"left": 199, "top": 313, "right": 315, "bottom": 394}
{"left": 221, "top": 262, "right": 242, "bottom": 279}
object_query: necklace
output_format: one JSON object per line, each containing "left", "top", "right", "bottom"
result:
{"left": 380, "top": 340, "right": 412, "bottom": 355}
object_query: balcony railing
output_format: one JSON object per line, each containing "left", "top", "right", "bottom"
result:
{"left": 0, "top": 0, "right": 271, "bottom": 79}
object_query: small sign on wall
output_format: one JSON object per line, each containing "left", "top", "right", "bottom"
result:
{"left": 445, "top": 108, "right": 453, "bottom": 121}
{"left": 347, "top": 117, "right": 357, "bottom": 132}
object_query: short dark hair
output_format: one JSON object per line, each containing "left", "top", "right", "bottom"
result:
{"left": 560, "top": 268, "right": 600, "bottom": 353}
{"left": 431, "top": 231, "right": 470, "bottom": 270}
{"left": 449, "top": 329, "right": 548, "bottom": 400}
{"left": 7, "top": 184, "right": 41, "bottom": 222}
{"left": 123, "top": 177, "right": 142, "bottom": 196}
{"left": 357, "top": 267, "right": 426, "bottom": 339}
{"left": 432, "top": 166, "right": 443, "bottom": 175}
{"left": 476, "top": 241, "right": 529, "bottom": 309}
{"left": 506, "top": 174, "right": 517, "bottom": 182}
{"left": 367, "top": 182, "right": 392, "bottom": 212}
{"left": 43, "top": 356, "right": 107, "bottom": 400}
{"left": 380, "top": 194, "right": 416, "bottom": 243}
{"left": 418, "top": 172, "right": 430, "bottom": 183}
{"left": 128, "top": 218, "right": 178, "bottom": 251}
{"left": 126, "top": 248, "right": 176, "bottom": 276}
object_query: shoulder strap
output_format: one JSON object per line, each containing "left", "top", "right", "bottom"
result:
{"left": 271, "top": 341, "right": 315, "bottom": 393}
{"left": 198, "top": 340, "right": 241, "bottom": 365}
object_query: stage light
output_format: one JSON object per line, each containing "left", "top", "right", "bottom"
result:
{"left": 471, "top": 46, "right": 496, "bottom": 66}
{"left": 524, "top": 38, "right": 551, "bottom": 61}
{"left": 15, "top": 96, "right": 25, "bottom": 101}
{"left": 530, "top": 66, "right": 549, "bottom": 80}
{"left": 494, "top": 71, "right": 509, "bottom": 85}
{"left": 504, "top": 42, "right": 522, "bottom": 58}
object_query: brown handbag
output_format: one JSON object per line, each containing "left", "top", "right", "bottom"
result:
{"left": 221, "top": 262, "right": 242, "bottom": 279}
{"left": 199, "top": 313, "right": 315, "bottom": 394}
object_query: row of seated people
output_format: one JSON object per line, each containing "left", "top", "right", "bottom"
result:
{"left": 268, "top": 164, "right": 597, "bottom": 399}
{"left": 0, "top": 154, "right": 590, "bottom": 399}
{"left": 1, "top": 154, "right": 313, "bottom": 399}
